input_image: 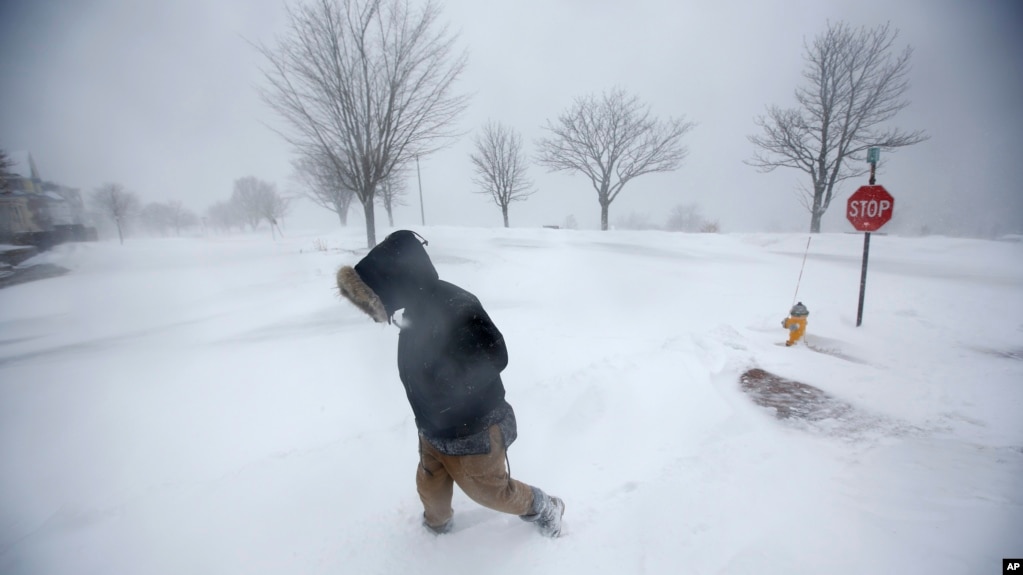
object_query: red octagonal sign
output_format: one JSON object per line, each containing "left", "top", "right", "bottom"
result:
{"left": 847, "top": 185, "right": 894, "bottom": 232}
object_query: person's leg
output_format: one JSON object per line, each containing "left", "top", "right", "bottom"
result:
{"left": 448, "top": 426, "right": 565, "bottom": 537}
{"left": 416, "top": 435, "right": 454, "bottom": 531}
{"left": 444, "top": 425, "right": 535, "bottom": 515}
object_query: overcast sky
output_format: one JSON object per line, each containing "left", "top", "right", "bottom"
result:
{"left": 1, "top": 0, "right": 1021, "bottom": 235}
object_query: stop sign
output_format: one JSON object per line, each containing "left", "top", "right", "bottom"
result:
{"left": 847, "top": 185, "right": 894, "bottom": 232}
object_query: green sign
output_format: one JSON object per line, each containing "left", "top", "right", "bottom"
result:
{"left": 867, "top": 147, "right": 880, "bottom": 163}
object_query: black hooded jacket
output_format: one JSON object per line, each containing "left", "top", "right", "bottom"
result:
{"left": 340, "top": 231, "right": 510, "bottom": 441}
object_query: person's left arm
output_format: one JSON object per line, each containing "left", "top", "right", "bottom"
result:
{"left": 458, "top": 306, "right": 508, "bottom": 373}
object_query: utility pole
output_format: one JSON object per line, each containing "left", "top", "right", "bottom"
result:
{"left": 416, "top": 155, "right": 425, "bottom": 226}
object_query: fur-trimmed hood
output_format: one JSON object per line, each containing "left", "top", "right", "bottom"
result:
{"left": 337, "top": 230, "right": 438, "bottom": 323}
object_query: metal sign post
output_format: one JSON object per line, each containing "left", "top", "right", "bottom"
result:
{"left": 847, "top": 147, "right": 892, "bottom": 327}
{"left": 856, "top": 232, "right": 871, "bottom": 327}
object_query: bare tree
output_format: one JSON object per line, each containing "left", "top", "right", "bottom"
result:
{"left": 167, "top": 200, "right": 198, "bottom": 235}
{"left": 259, "top": 190, "right": 291, "bottom": 240}
{"left": 90, "top": 183, "right": 140, "bottom": 244}
{"left": 231, "top": 176, "right": 274, "bottom": 231}
{"left": 140, "top": 202, "right": 174, "bottom": 236}
{"left": 470, "top": 121, "right": 534, "bottom": 228}
{"left": 748, "top": 22, "right": 928, "bottom": 233}
{"left": 377, "top": 166, "right": 408, "bottom": 227}
{"left": 231, "top": 177, "right": 290, "bottom": 239}
{"left": 291, "top": 153, "right": 357, "bottom": 227}
{"left": 536, "top": 88, "right": 694, "bottom": 231}
{"left": 139, "top": 200, "right": 198, "bottom": 237}
{"left": 665, "top": 203, "right": 719, "bottom": 233}
{"left": 257, "top": 0, "right": 469, "bottom": 248}
{"left": 207, "top": 200, "right": 245, "bottom": 233}
{"left": 614, "top": 211, "right": 657, "bottom": 231}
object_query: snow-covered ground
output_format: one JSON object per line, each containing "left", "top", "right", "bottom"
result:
{"left": 1, "top": 227, "right": 1020, "bottom": 574}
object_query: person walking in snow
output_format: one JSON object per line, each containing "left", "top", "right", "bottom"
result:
{"left": 336, "top": 230, "right": 565, "bottom": 537}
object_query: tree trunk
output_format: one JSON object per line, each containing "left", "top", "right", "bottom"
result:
{"left": 600, "top": 202, "right": 610, "bottom": 231}
{"left": 116, "top": 218, "right": 124, "bottom": 245}
{"left": 502, "top": 205, "right": 509, "bottom": 228}
{"left": 362, "top": 200, "right": 377, "bottom": 248}
{"left": 810, "top": 212, "right": 822, "bottom": 233}
{"left": 810, "top": 189, "right": 824, "bottom": 233}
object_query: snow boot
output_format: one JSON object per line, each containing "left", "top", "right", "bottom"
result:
{"left": 422, "top": 513, "right": 452, "bottom": 535}
{"left": 520, "top": 487, "right": 565, "bottom": 538}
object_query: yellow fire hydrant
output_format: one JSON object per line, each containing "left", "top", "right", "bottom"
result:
{"left": 782, "top": 302, "right": 809, "bottom": 347}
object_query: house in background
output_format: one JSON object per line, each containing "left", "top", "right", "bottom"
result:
{"left": 4, "top": 151, "right": 41, "bottom": 191}
{"left": 1, "top": 151, "right": 95, "bottom": 247}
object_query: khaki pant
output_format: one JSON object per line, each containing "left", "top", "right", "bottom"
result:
{"left": 417, "top": 424, "right": 535, "bottom": 528}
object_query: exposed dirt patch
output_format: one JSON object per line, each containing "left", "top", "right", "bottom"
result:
{"left": 739, "top": 368, "right": 918, "bottom": 441}
{"left": 740, "top": 368, "right": 853, "bottom": 421}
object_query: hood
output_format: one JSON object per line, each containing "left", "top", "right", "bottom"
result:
{"left": 336, "top": 230, "right": 439, "bottom": 323}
